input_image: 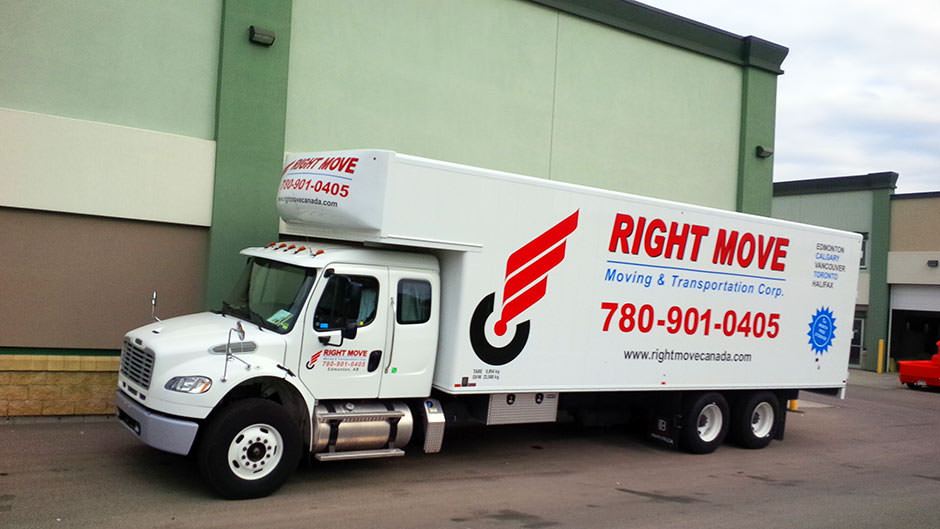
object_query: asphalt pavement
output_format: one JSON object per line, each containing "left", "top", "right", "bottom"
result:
{"left": 2, "top": 370, "right": 940, "bottom": 529}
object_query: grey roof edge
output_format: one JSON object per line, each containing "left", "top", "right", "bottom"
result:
{"left": 529, "top": 0, "right": 788, "bottom": 74}
{"left": 892, "top": 190, "right": 940, "bottom": 200}
{"left": 773, "top": 172, "right": 899, "bottom": 196}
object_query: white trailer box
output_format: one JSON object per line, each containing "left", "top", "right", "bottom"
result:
{"left": 279, "top": 150, "right": 861, "bottom": 395}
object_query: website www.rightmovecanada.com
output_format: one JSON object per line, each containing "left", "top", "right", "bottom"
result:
{"left": 624, "top": 349, "right": 753, "bottom": 364}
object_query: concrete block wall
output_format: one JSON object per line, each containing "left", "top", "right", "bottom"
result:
{"left": 0, "top": 356, "right": 118, "bottom": 417}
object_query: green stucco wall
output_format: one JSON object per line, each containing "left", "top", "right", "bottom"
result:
{"left": 737, "top": 68, "right": 778, "bottom": 215}
{"left": 286, "top": 0, "right": 558, "bottom": 179}
{"left": 550, "top": 14, "right": 741, "bottom": 209}
{"left": 773, "top": 191, "right": 874, "bottom": 232}
{"left": 0, "top": 0, "right": 221, "bottom": 139}
{"left": 866, "top": 188, "right": 892, "bottom": 370}
{"left": 285, "top": 0, "right": 744, "bottom": 210}
{"left": 205, "top": 0, "right": 292, "bottom": 306}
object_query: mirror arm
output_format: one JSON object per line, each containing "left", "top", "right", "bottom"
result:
{"left": 222, "top": 322, "right": 250, "bottom": 382}
{"left": 151, "top": 290, "right": 161, "bottom": 322}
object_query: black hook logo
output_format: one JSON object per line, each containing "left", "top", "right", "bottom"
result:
{"left": 469, "top": 292, "right": 530, "bottom": 366}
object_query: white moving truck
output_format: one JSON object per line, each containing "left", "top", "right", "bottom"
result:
{"left": 116, "top": 150, "right": 861, "bottom": 498}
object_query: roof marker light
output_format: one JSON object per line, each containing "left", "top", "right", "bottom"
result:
{"left": 314, "top": 249, "right": 325, "bottom": 256}
{"left": 266, "top": 242, "right": 277, "bottom": 248}
{"left": 295, "top": 246, "right": 307, "bottom": 254}
{"left": 277, "top": 243, "right": 287, "bottom": 249}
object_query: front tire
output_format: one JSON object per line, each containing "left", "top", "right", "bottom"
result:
{"left": 197, "top": 398, "right": 302, "bottom": 499}
{"left": 680, "top": 392, "right": 729, "bottom": 454}
{"left": 731, "top": 391, "right": 779, "bottom": 449}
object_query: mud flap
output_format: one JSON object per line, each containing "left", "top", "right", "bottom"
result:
{"left": 648, "top": 393, "right": 682, "bottom": 449}
{"left": 775, "top": 389, "right": 798, "bottom": 441}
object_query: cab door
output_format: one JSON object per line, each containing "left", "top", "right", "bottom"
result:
{"left": 299, "top": 265, "right": 389, "bottom": 399}
{"left": 378, "top": 269, "right": 439, "bottom": 398}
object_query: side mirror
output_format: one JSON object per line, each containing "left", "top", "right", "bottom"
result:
{"left": 342, "top": 322, "right": 358, "bottom": 340}
{"left": 151, "top": 290, "right": 161, "bottom": 322}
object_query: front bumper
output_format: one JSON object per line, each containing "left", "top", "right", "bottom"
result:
{"left": 115, "top": 390, "right": 200, "bottom": 456}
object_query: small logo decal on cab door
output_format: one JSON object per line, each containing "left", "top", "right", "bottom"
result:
{"left": 469, "top": 210, "right": 579, "bottom": 366}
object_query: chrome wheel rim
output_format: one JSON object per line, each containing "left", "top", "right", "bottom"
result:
{"left": 227, "top": 423, "right": 283, "bottom": 480}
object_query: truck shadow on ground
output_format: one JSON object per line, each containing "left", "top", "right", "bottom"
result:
{"left": 288, "top": 421, "right": 675, "bottom": 489}
{"left": 117, "top": 421, "right": 679, "bottom": 499}
{"left": 117, "top": 443, "right": 212, "bottom": 498}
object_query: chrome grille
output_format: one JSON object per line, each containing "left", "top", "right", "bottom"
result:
{"left": 121, "top": 339, "right": 155, "bottom": 389}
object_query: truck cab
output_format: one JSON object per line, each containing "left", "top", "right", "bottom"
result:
{"left": 117, "top": 242, "right": 441, "bottom": 498}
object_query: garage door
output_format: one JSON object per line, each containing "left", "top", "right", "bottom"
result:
{"left": 891, "top": 285, "right": 940, "bottom": 312}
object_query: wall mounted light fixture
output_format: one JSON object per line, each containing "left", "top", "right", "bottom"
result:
{"left": 928, "top": 259, "right": 939, "bottom": 268}
{"left": 249, "top": 26, "right": 276, "bottom": 47}
{"left": 755, "top": 145, "right": 774, "bottom": 158}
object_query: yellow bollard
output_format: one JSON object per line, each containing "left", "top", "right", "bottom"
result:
{"left": 877, "top": 339, "right": 885, "bottom": 374}
{"left": 788, "top": 400, "right": 799, "bottom": 412}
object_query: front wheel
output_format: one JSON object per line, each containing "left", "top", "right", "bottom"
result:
{"left": 197, "top": 398, "right": 302, "bottom": 499}
{"left": 679, "top": 392, "right": 729, "bottom": 454}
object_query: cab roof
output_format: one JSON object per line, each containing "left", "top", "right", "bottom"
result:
{"left": 240, "top": 241, "right": 439, "bottom": 271}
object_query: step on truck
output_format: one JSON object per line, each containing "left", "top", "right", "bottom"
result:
{"left": 116, "top": 149, "right": 861, "bottom": 498}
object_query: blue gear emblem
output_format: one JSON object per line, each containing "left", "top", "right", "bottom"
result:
{"left": 808, "top": 307, "right": 836, "bottom": 355}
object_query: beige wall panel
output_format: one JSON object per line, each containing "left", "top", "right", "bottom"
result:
{"left": 856, "top": 270, "right": 870, "bottom": 306}
{"left": 890, "top": 197, "right": 940, "bottom": 251}
{"left": 0, "top": 108, "right": 215, "bottom": 226}
{"left": 888, "top": 251, "right": 940, "bottom": 285}
{"left": 0, "top": 208, "right": 208, "bottom": 349}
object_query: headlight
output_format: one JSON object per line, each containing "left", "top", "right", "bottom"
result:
{"left": 164, "top": 376, "right": 212, "bottom": 394}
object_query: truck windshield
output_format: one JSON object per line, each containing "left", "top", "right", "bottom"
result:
{"left": 220, "top": 257, "right": 315, "bottom": 334}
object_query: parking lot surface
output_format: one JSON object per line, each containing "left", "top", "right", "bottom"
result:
{"left": 2, "top": 370, "right": 939, "bottom": 529}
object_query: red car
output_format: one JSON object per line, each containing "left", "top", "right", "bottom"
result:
{"left": 898, "top": 340, "right": 940, "bottom": 389}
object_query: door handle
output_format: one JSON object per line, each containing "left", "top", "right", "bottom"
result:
{"left": 368, "top": 350, "right": 382, "bottom": 372}
{"left": 385, "top": 296, "right": 396, "bottom": 373}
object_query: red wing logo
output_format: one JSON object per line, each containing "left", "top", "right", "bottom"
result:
{"left": 470, "top": 210, "right": 580, "bottom": 365}
{"left": 305, "top": 351, "right": 322, "bottom": 369}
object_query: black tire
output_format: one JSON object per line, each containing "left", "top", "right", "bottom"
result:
{"left": 679, "top": 392, "right": 729, "bottom": 454}
{"left": 906, "top": 383, "right": 919, "bottom": 390}
{"left": 197, "top": 398, "right": 302, "bottom": 499}
{"left": 731, "top": 391, "right": 779, "bottom": 449}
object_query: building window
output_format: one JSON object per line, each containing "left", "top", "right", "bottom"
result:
{"left": 851, "top": 317, "right": 864, "bottom": 366}
{"left": 857, "top": 232, "right": 869, "bottom": 269}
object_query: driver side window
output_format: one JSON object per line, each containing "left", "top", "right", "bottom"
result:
{"left": 313, "top": 274, "right": 379, "bottom": 331}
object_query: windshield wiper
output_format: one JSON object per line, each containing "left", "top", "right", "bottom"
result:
{"left": 221, "top": 300, "right": 251, "bottom": 320}
{"left": 247, "top": 309, "right": 269, "bottom": 332}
